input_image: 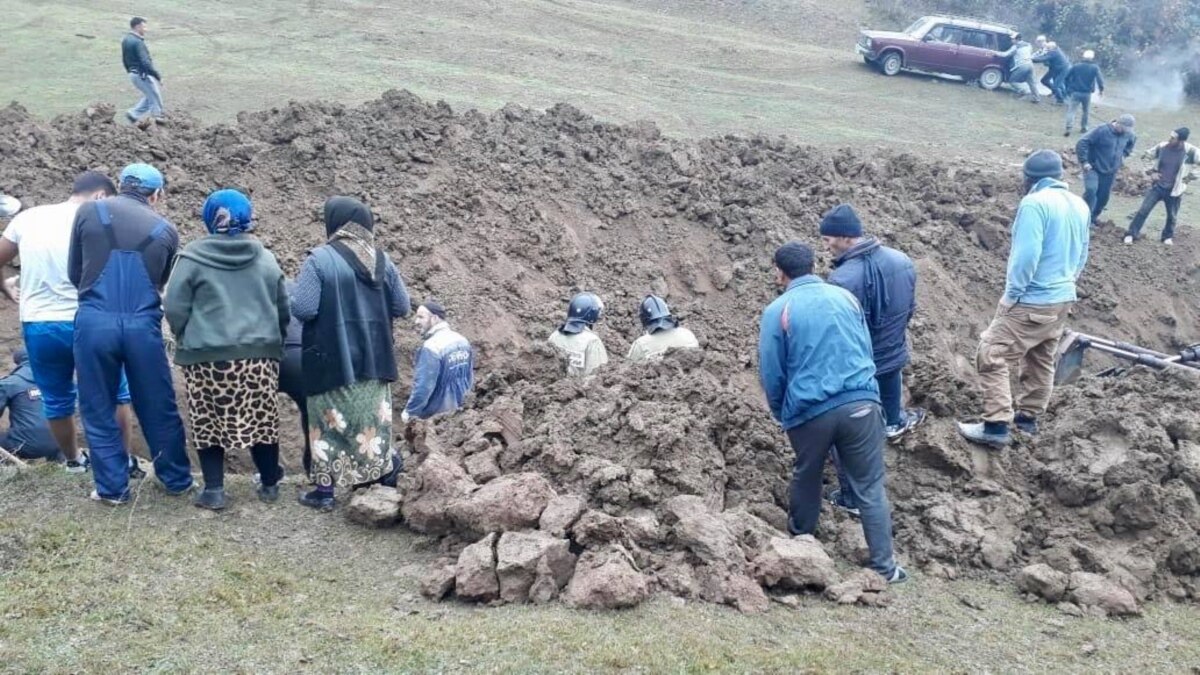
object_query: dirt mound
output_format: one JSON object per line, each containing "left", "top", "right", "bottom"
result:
{"left": 2, "top": 91, "right": 1198, "bottom": 611}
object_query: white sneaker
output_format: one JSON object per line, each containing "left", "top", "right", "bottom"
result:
{"left": 65, "top": 451, "right": 90, "bottom": 474}
{"left": 1123, "top": 235, "right": 1133, "bottom": 245}
{"left": 89, "top": 489, "right": 128, "bottom": 506}
{"left": 1164, "top": 238, "right": 1174, "bottom": 246}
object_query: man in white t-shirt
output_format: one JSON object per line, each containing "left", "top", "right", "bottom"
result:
{"left": 0, "top": 171, "right": 135, "bottom": 473}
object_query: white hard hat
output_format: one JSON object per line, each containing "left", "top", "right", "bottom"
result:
{"left": 0, "top": 195, "right": 20, "bottom": 218}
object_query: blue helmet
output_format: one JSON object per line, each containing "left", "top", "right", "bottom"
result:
{"left": 561, "top": 292, "right": 604, "bottom": 334}
{"left": 639, "top": 295, "right": 677, "bottom": 334}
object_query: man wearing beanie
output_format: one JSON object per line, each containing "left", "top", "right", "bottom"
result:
{"left": 1076, "top": 114, "right": 1137, "bottom": 226}
{"left": 821, "top": 204, "right": 923, "bottom": 440}
{"left": 1125, "top": 127, "right": 1199, "bottom": 246}
{"left": 402, "top": 301, "right": 474, "bottom": 422}
{"left": 959, "top": 150, "right": 1090, "bottom": 448}
{"left": 1063, "top": 49, "right": 1105, "bottom": 136}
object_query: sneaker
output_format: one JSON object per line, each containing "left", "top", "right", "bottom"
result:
{"left": 128, "top": 456, "right": 146, "bottom": 480}
{"left": 956, "top": 421, "right": 1012, "bottom": 449}
{"left": 1014, "top": 412, "right": 1038, "bottom": 435}
{"left": 886, "top": 408, "right": 927, "bottom": 441}
{"left": 1123, "top": 235, "right": 1133, "bottom": 245}
{"left": 193, "top": 488, "right": 228, "bottom": 511}
{"left": 89, "top": 489, "right": 129, "bottom": 506}
{"left": 298, "top": 489, "right": 335, "bottom": 512}
{"left": 825, "top": 489, "right": 861, "bottom": 518}
{"left": 886, "top": 566, "right": 909, "bottom": 584}
{"left": 65, "top": 451, "right": 90, "bottom": 474}
{"left": 124, "top": 111, "right": 138, "bottom": 123}
{"left": 1063, "top": 130, "right": 1071, "bottom": 137}
{"left": 1164, "top": 238, "right": 1174, "bottom": 246}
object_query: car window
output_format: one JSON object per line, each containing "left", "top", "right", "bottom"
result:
{"left": 995, "top": 33, "right": 1014, "bottom": 51}
{"left": 926, "top": 25, "right": 963, "bottom": 44}
{"left": 961, "top": 30, "right": 994, "bottom": 50}
{"left": 905, "top": 17, "right": 931, "bottom": 36}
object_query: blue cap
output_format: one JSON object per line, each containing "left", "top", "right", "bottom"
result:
{"left": 119, "top": 163, "right": 164, "bottom": 190}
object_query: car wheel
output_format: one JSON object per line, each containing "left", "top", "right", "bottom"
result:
{"left": 979, "top": 67, "right": 1003, "bottom": 90}
{"left": 879, "top": 51, "right": 903, "bottom": 76}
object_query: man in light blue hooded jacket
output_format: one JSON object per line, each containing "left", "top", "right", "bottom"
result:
{"left": 959, "top": 150, "right": 1089, "bottom": 448}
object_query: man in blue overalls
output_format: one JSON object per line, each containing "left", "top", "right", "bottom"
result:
{"left": 69, "top": 163, "right": 192, "bottom": 504}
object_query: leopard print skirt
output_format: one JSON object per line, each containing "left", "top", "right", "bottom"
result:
{"left": 182, "top": 359, "right": 280, "bottom": 450}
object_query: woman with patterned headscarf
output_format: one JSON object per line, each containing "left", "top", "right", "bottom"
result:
{"left": 164, "top": 189, "right": 290, "bottom": 510}
{"left": 290, "top": 196, "right": 411, "bottom": 511}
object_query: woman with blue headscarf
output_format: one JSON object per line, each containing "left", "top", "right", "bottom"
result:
{"left": 164, "top": 189, "right": 290, "bottom": 510}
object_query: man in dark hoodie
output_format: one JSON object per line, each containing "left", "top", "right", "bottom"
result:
{"left": 70, "top": 162, "right": 193, "bottom": 504}
{"left": 0, "top": 349, "right": 59, "bottom": 461}
{"left": 1077, "top": 114, "right": 1137, "bottom": 225}
{"left": 1033, "top": 38, "right": 1070, "bottom": 105}
{"left": 820, "top": 204, "right": 925, "bottom": 515}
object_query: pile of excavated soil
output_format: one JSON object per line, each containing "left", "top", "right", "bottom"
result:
{"left": 2, "top": 91, "right": 1198, "bottom": 613}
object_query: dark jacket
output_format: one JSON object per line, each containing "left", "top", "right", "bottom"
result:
{"left": 758, "top": 275, "right": 880, "bottom": 431}
{"left": 291, "top": 244, "right": 411, "bottom": 396}
{"left": 1033, "top": 47, "right": 1070, "bottom": 72}
{"left": 68, "top": 193, "right": 179, "bottom": 296}
{"left": 1063, "top": 62, "right": 1104, "bottom": 95}
{"left": 164, "top": 235, "right": 290, "bottom": 366}
{"left": 1076, "top": 124, "right": 1135, "bottom": 176}
{"left": 827, "top": 238, "right": 916, "bottom": 375}
{"left": 0, "top": 363, "right": 57, "bottom": 458}
{"left": 121, "top": 32, "right": 161, "bottom": 81}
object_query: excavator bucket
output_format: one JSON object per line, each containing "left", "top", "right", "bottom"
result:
{"left": 1054, "top": 331, "right": 1088, "bottom": 386}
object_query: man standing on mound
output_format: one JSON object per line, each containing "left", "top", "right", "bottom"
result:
{"left": 1124, "top": 127, "right": 1199, "bottom": 247}
{"left": 758, "top": 241, "right": 906, "bottom": 583}
{"left": 958, "top": 151, "right": 1090, "bottom": 448}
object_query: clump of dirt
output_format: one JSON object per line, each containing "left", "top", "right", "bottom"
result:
{"left": 1, "top": 91, "right": 1198, "bottom": 611}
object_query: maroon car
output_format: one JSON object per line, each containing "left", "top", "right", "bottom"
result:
{"left": 856, "top": 15, "right": 1017, "bottom": 90}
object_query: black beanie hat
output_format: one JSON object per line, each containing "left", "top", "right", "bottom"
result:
{"left": 1176, "top": 127, "right": 1190, "bottom": 142}
{"left": 819, "top": 204, "right": 863, "bottom": 238}
{"left": 421, "top": 301, "right": 447, "bottom": 320}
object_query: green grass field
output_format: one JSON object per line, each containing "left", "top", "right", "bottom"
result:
{"left": 3, "top": 1, "right": 1200, "bottom": 671}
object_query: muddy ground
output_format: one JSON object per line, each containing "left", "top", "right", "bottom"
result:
{"left": 1, "top": 92, "right": 1198, "bottom": 611}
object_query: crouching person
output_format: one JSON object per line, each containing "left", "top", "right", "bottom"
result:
{"left": 758, "top": 242, "right": 907, "bottom": 583}
{"left": 402, "top": 301, "right": 474, "bottom": 424}
{"left": 165, "top": 189, "right": 290, "bottom": 510}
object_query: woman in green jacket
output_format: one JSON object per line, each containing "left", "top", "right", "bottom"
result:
{"left": 164, "top": 189, "right": 290, "bottom": 510}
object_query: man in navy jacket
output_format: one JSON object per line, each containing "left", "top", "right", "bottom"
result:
{"left": 758, "top": 242, "right": 906, "bottom": 583}
{"left": 402, "top": 301, "right": 474, "bottom": 422}
{"left": 821, "top": 204, "right": 924, "bottom": 440}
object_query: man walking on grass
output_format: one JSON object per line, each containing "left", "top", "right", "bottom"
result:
{"left": 122, "top": 17, "right": 165, "bottom": 124}
{"left": 958, "top": 151, "right": 1090, "bottom": 448}
{"left": 1063, "top": 50, "right": 1105, "bottom": 136}
{"left": 759, "top": 241, "right": 906, "bottom": 583}
{"left": 1077, "top": 114, "right": 1136, "bottom": 226}
{"left": 1125, "top": 127, "right": 1199, "bottom": 247}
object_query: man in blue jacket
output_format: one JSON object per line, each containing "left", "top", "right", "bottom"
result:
{"left": 0, "top": 349, "right": 59, "bottom": 462}
{"left": 121, "top": 17, "right": 165, "bottom": 124}
{"left": 821, "top": 204, "right": 925, "bottom": 440}
{"left": 758, "top": 242, "right": 906, "bottom": 583}
{"left": 958, "top": 151, "right": 1090, "bottom": 447}
{"left": 1077, "top": 114, "right": 1136, "bottom": 226}
{"left": 1032, "top": 38, "right": 1070, "bottom": 105}
{"left": 402, "top": 301, "right": 474, "bottom": 423}
{"left": 1063, "top": 50, "right": 1105, "bottom": 136}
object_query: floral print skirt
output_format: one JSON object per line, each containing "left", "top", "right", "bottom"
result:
{"left": 307, "top": 380, "right": 393, "bottom": 489}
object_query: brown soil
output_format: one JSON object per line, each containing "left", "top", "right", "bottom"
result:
{"left": 1, "top": 91, "right": 1198, "bottom": 610}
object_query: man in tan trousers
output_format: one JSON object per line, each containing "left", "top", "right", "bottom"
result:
{"left": 958, "top": 150, "right": 1090, "bottom": 448}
